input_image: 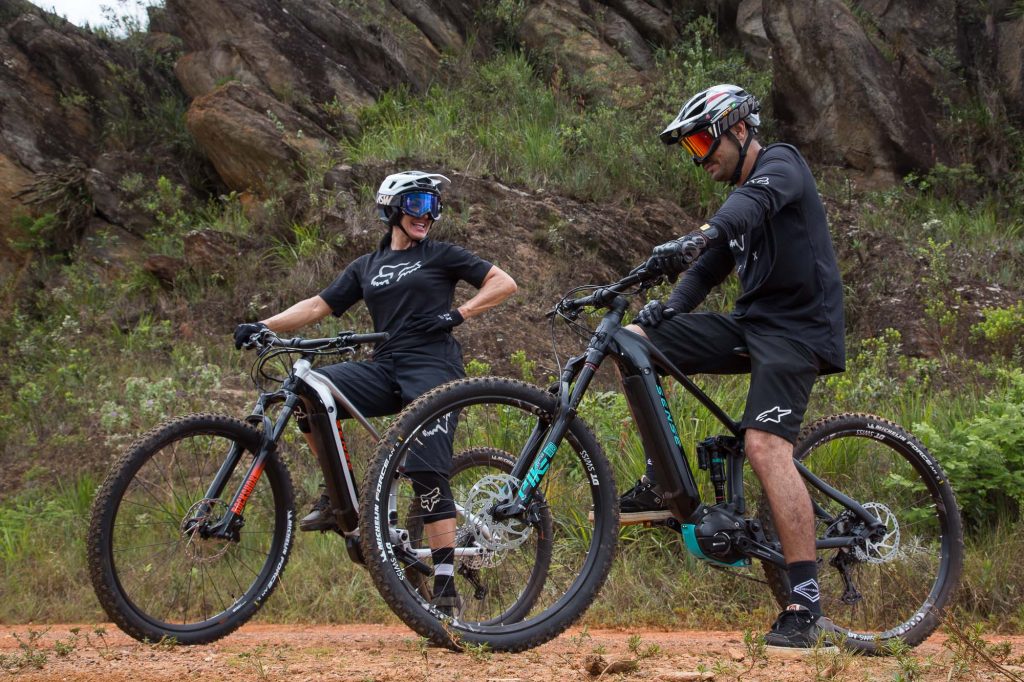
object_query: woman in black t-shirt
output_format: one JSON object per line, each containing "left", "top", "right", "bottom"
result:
{"left": 233, "top": 170, "right": 517, "bottom": 615}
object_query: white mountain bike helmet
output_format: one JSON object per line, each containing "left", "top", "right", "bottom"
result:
{"left": 659, "top": 84, "right": 761, "bottom": 185}
{"left": 375, "top": 170, "right": 451, "bottom": 225}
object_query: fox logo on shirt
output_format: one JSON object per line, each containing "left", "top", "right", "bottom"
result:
{"left": 371, "top": 262, "right": 422, "bottom": 287}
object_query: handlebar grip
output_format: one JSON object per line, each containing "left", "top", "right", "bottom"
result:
{"left": 344, "top": 332, "right": 389, "bottom": 346}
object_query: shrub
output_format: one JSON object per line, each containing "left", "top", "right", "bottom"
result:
{"left": 972, "top": 301, "right": 1024, "bottom": 358}
{"left": 914, "top": 368, "right": 1024, "bottom": 530}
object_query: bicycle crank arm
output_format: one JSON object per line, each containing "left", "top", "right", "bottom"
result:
{"left": 734, "top": 535, "right": 785, "bottom": 565}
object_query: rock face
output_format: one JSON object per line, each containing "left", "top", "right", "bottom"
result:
{"left": 761, "top": 0, "right": 946, "bottom": 180}
{"left": 1, "top": 0, "right": 1022, "bottom": 277}
{"left": 185, "top": 81, "right": 332, "bottom": 193}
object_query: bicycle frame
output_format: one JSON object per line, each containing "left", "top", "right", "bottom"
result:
{"left": 200, "top": 353, "right": 380, "bottom": 547}
{"left": 498, "top": 292, "right": 884, "bottom": 569}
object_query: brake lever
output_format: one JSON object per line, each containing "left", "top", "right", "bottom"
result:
{"left": 247, "top": 329, "right": 278, "bottom": 353}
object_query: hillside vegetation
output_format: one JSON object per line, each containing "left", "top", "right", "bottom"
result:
{"left": 1, "top": 3, "right": 1023, "bottom": 634}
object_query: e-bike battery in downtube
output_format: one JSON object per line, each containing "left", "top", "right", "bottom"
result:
{"left": 613, "top": 335, "right": 701, "bottom": 521}
{"left": 292, "top": 359, "right": 365, "bottom": 533}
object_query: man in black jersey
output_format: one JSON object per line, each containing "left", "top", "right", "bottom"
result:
{"left": 234, "top": 170, "right": 517, "bottom": 616}
{"left": 625, "top": 85, "right": 845, "bottom": 650}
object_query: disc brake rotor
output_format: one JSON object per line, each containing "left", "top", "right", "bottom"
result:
{"left": 854, "top": 501, "right": 900, "bottom": 564}
{"left": 180, "top": 498, "right": 232, "bottom": 563}
{"left": 461, "top": 473, "right": 533, "bottom": 563}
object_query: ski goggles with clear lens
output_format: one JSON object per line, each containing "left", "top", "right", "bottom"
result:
{"left": 399, "top": 192, "right": 441, "bottom": 219}
{"left": 679, "top": 129, "right": 720, "bottom": 164}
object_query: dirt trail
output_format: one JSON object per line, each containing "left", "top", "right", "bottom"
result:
{"left": 2, "top": 623, "right": 1023, "bottom": 681}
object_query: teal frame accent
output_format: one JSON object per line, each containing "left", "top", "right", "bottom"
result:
{"left": 680, "top": 524, "right": 751, "bottom": 567}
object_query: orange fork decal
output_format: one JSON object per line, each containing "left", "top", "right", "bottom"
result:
{"left": 337, "top": 419, "right": 353, "bottom": 468}
{"left": 231, "top": 460, "right": 266, "bottom": 514}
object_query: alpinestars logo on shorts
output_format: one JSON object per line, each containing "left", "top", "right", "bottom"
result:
{"left": 756, "top": 406, "right": 792, "bottom": 423}
{"left": 792, "top": 579, "right": 821, "bottom": 603}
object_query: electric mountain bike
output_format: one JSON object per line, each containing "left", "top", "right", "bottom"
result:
{"left": 87, "top": 329, "right": 551, "bottom": 644}
{"left": 360, "top": 260, "right": 964, "bottom": 653}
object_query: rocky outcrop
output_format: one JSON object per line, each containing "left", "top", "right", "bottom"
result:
{"left": 164, "top": 0, "right": 438, "bottom": 139}
{"left": 761, "top": 0, "right": 947, "bottom": 181}
{"left": 185, "top": 82, "right": 332, "bottom": 193}
{"left": 518, "top": 0, "right": 643, "bottom": 95}
{"left": 2, "top": 0, "right": 1023, "bottom": 276}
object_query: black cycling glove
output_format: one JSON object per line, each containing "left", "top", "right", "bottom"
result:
{"left": 233, "top": 321, "right": 268, "bottom": 349}
{"left": 405, "top": 309, "right": 465, "bottom": 335}
{"left": 650, "top": 224, "right": 723, "bottom": 276}
{"left": 635, "top": 300, "right": 676, "bottom": 328}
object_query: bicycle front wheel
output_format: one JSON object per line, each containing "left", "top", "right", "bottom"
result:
{"left": 87, "top": 413, "right": 296, "bottom": 644}
{"left": 760, "top": 413, "right": 963, "bottom": 652}
{"left": 360, "top": 377, "right": 619, "bottom": 652}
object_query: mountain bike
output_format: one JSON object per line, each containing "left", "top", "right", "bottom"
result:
{"left": 87, "top": 329, "right": 550, "bottom": 644}
{"left": 359, "top": 260, "right": 964, "bottom": 653}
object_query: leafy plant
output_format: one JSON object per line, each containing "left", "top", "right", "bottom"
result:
{"left": 914, "top": 368, "right": 1024, "bottom": 529}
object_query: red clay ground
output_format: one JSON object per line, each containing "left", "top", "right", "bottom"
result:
{"left": 2, "top": 623, "right": 1023, "bottom": 681}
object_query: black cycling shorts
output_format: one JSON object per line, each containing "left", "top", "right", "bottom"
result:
{"left": 642, "top": 312, "right": 821, "bottom": 444}
{"left": 300, "top": 340, "right": 465, "bottom": 473}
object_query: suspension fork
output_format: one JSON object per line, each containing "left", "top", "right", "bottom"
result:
{"left": 494, "top": 300, "right": 627, "bottom": 518}
{"left": 204, "top": 389, "right": 301, "bottom": 540}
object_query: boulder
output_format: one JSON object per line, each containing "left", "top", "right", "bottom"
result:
{"left": 598, "top": 4, "right": 655, "bottom": 70}
{"left": 736, "top": 0, "right": 770, "bottom": 67}
{"left": 164, "top": 0, "right": 440, "bottom": 138}
{"left": 599, "top": 0, "right": 678, "bottom": 48}
{"left": 996, "top": 17, "right": 1024, "bottom": 115}
{"left": 184, "top": 81, "right": 333, "bottom": 193}
{"left": 144, "top": 253, "right": 186, "bottom": 286}
{"left": 389, "top": 0, "right": 466, "bottom": 53}
{"left": 762, "top": 0, "right": 946, "bottom": 180}
{"left": 518, "top": 0, "right": 642, "bottom": 95}
{"left": 174, "top": 44, "right": 264, "bottom": 100}
{"left": 183, "top": 229, "right": 253, "bottom": 273}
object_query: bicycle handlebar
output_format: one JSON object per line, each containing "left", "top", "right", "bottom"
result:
{"left": 556, "top": 257, "right": 669, "bottom": 315}
{"left": 251, "top": 330, "right": 390, "bottom": 351}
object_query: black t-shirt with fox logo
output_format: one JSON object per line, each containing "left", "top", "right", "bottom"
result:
{"left": 319, "top": 238, "right": 492, "bottom": 354}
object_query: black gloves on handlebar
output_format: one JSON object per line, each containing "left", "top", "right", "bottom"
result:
{"left": 635, "top": 300, "right": 676, "bottom": 328}
{"left": 404, "top": 309, "right": 465, "bottom": 335}
{"left": 233, "top": 321, "right": 269, "bottom": 349}
{"left": 649, "top": 224, "right": 723, "bottom": 276}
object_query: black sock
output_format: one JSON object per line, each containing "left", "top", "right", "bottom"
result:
{"left": 431, "top": 547, "right": 456, "bottom": 597}
{"left": 786, "top": 560, "right": 822, "bottom": 615}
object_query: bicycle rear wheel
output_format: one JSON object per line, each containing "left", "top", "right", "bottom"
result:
{"left": 759, "top": 413, "right": 963, "bottom": 652}
{"left": 402, "top": 447, "right": 554, "bottom": 625}
{"left": 360, "top": 377, "right": 618, "bottom": 652}
{"left": 87, "top": 413, "right": 295, "bottom": 644}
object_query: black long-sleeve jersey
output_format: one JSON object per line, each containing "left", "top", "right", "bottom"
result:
{"left": 666, "top": 143, "right": 846, "bottom": 373}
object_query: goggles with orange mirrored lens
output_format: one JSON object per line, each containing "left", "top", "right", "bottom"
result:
{"left": 679, "top": 129, "right": 719, "bottom": 164}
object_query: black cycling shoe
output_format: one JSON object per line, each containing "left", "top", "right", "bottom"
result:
{"left": 429, "top": 593, "right": 463, "bottom": 619}
{"left": 764, "top": 606, "right": 838, "bottom": 652}
{"left": 617, "top": 476, "right": 672, "bottom": 524}
{"left": 298, "top": 492, "right": 337, "bottom": 532}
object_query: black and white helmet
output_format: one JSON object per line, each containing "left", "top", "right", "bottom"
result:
{"left": 659, "top": 84, "right": 761, "bottom": 146}
{"left": 375, "top": 170, "right": 451, "bottom": 224}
